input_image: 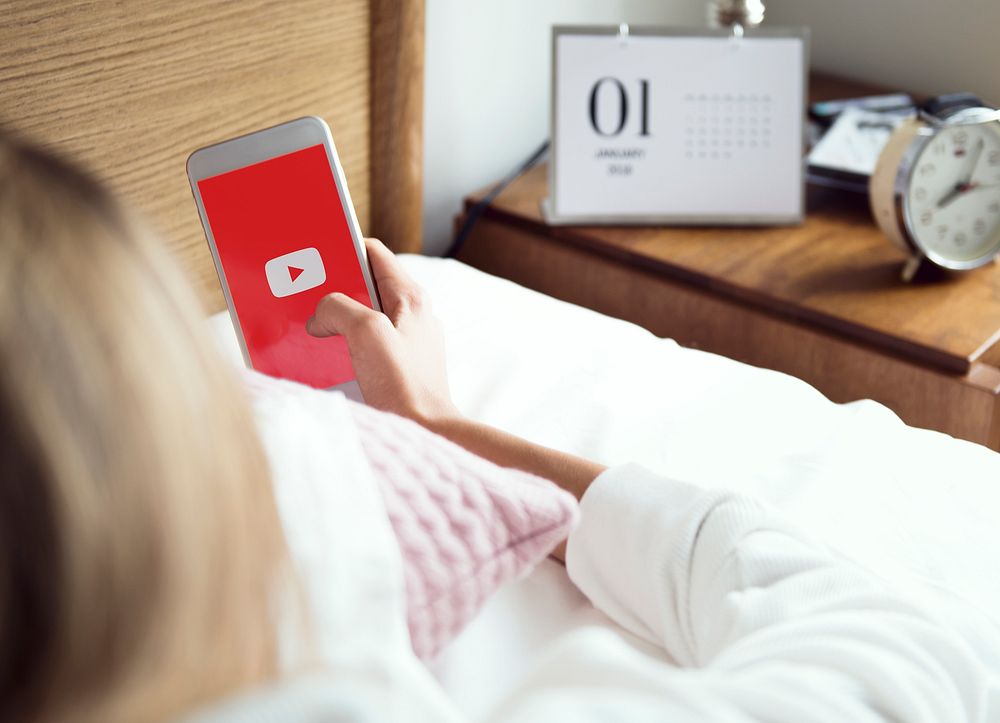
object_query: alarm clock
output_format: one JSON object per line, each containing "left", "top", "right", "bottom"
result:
{"left": 869, "top": 95, "right": 1000, "bottom": 281}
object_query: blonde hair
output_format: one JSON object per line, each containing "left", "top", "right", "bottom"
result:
{"left": 0, "top": 132, "right": 287, "bottom": 722}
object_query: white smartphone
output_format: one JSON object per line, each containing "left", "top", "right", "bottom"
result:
{"left": 187, "top": 117, "right": 380, "bottom": 395}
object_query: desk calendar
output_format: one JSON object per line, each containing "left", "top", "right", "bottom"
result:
{"left": 545, "top": 25, "right": 809, "bottom": 225}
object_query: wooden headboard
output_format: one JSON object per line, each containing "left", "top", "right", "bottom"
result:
{"left": 0, "top": 0, "right": 423, "bottom": 312}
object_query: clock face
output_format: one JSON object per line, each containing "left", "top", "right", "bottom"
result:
{"left": 904, "top": 120, "right": 1000, "bottom": 265}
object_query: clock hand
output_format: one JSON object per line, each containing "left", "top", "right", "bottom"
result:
{"left": 936, "top": 184, "right": 965, "bottom": 209}
{"left": 961, "top": 137, "right": 985, "bottom": 184}
{"left": 935, "top": 179, "right": 996, "bottom": 209}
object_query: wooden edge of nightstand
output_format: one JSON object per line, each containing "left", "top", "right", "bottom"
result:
{"left": 463, "top": 194, "right": 987, "bottom": 376}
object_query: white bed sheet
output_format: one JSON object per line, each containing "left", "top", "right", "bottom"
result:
{"left": 208, "top": 255, "right": 1000, "bottom": 719}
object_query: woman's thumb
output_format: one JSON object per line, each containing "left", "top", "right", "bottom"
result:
{"left": 306, "top": 292, "right": 375, "bottom": 338}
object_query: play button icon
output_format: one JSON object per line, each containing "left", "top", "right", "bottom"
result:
{"left": 264, "top": 247, "right": 326, "bottom": 298}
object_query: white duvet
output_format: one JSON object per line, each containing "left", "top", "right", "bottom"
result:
{"left": 204, "top": 255, "right": 1000, "bottom": 722}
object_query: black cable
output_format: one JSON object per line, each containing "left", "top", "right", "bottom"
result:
{"left": 444, "top": 140, "right": 550, "bottom": 259}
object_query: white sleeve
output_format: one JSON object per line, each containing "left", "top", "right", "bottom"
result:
{"left": 489, "top": 464, "right": 990, "bottom": 723}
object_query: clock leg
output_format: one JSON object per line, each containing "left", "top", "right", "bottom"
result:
{"left": 901, "top": 254, "right": 924, "bottom": 283}
{"left": 900, "top": 255, "right": 955, "bottom": 283}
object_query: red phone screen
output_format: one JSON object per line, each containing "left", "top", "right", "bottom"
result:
{"left": 197, "top": 144, "right": 372, "bottom": 388}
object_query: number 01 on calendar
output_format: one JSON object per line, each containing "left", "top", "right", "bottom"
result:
{"left": 544, "top": 26, "right": 809, "bottom": 225}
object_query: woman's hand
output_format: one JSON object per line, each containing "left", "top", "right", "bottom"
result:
{"left": 306, "top": 238, "right": 461, "bottom": 425}
{"left": 308, "top": 239, "right": 605, "bottom": 536}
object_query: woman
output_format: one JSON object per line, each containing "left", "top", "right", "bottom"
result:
{"left": 0, "top": 131, "right": 992, "bottom": 722}
{"left": 0, "top": 132, "right": 289, "bottom": 722}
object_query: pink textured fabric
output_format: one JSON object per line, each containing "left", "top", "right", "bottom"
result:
{"left": 348, "top": 401, "right": 579, "bottom": 660}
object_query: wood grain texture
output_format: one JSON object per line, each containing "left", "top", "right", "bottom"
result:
{"left": 459, "top": 216, "right": 1000, "bottom": 450}
{"left": 370, "top": 0, "right": 424, "bottom": 253}
{"left": 0, "top": 0, "right": 372, "bottom": 313}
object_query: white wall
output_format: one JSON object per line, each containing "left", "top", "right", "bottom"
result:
{"left": 422, "top": 0, "right": 702, "bottom": 255}
{"left": 422, "top": 0, "right": 1000, "bottom": 255}
{"left": 766, "top": 0, "right": 1000, "bottom": 105}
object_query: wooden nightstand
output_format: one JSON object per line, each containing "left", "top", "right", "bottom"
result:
{"left": 455, "top": 75, "right": 1000, "bottom": 451}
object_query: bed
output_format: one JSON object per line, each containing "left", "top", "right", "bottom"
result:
{"left": 6, "top": 3, "right": 1000, "bottom": 717}
{"left": 208, "top": 254, "right": 1000, "bottom": 717}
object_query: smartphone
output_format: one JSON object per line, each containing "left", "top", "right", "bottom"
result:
{"left": 187, "top": 117, "right": 380, "bottom": 393}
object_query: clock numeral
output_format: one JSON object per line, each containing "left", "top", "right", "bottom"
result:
{"left": 914, "top": 187, "right": 927, "bottom": 201}
{"left": 954, "top": 232, "right": 967, "bottom": 247}
{"left": 989, "top": 150, "right": 1000, "bottom": 166}
{"left": 989, "top": 202, "right": 1000, "bottom": 214}
{"left": 973, "top": 218, "right": 986, "bottom": 235}
{"left": 933, "top": 143, "right": 946, "bottom": 155}
{"left": 936, "top": 225, "right": 948, "bottom": 238}
{"left": 918, "top": 164, "right": 936, "bottom": 176}
{"left": 919, "top": 210, "right": 933, "bottom": 226}
{"left": 952, "top": 130, "right": 968, "bottom": 145}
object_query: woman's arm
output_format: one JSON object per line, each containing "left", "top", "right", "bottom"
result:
{"left": 307, "top": 239, "right": 604, "bottom": 510}
{"left": 491, "top": 466, "right": 989, "bottom": 723}
{"left": 420, "top": 416, "right": 602, "bottom": 503}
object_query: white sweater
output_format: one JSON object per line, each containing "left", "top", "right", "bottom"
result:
{"left": 186, "top": 378, "right": 997, "bottom": 723}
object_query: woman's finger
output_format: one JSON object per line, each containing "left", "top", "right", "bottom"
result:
{"left": 306, "top": 292, "right": 378, "bottom": 338}
{"left": 363, "top": 238, "right": 428, "bottom": 319}
{"left": 365, "top": 238, "right": 418, "bottom": 291}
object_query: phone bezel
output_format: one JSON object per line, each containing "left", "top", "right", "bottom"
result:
{"left": 186, "top": 116, "right": 382, "bottom": 379}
